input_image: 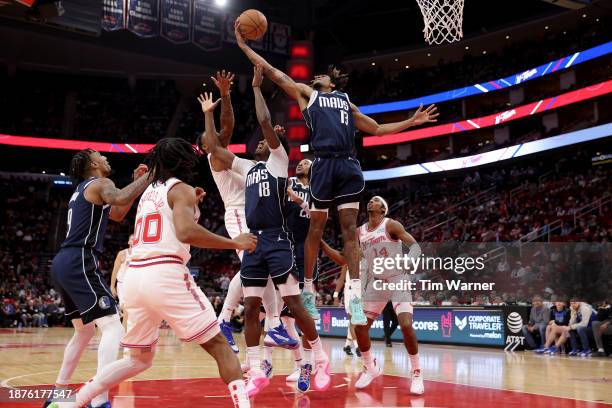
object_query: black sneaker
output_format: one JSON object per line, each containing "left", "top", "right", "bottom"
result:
{"left": 343, "top": 345, "right": 354, "bottom": 356}
{"left": 385, "top": 341, "right": 393, "bottom": 348}
{"left": 592, "top": 351, "right": 607, "bottom": 357}
{"left": 355, "top": 348, "right": 362, "bottom": 357}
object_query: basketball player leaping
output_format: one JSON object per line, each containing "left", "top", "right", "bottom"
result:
{"left": 57, "top": 138, "right": 257, "bottom": 408}
{"left": 202, "top": 65, "right": 331, "bottom": 396}
{"left": 198, "top": 70, "right": 296, "bottom": 354}
{"left": 45, "top": 151, "right": 149, "bottom": 408}
{"left": 235, "top": 21, "right": 439, "bottom": 326}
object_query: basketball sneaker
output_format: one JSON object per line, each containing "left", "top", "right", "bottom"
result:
{"left": 568, "top": 349, "right": 581, "bottom": 356}
{"left": 219, "top": 320, "right": 239, "bottom": 353}
{"left": 534, "top": 347, "right": 549, "bottom": 354}
{"left": 245, "top": 369, "right": 270, "bottom": 397}
{"left": 343, "top": 345, "right": 354, "bottom": 356}
{"left": 88, "top": 403, "right": 112, "bottom": 408}
{"left": 264, "top": 324, "right": 299, "bottom": 349}
{"left": 286, "top": 367, "right": 301, "bottom": 382}
{"left": 297, "top": 364, "right": 312, "bottom": 393}
{"left": 547, "top": 346, "right": 559, "bottom": 355}
{"left": 355, "top": 358, "right": 382, "bottom": 389}
{"left": 410, "top": 369, "right": 425, "bottom": 395}
{"left": 261, "top": 359, "right": 273, "bottom": 379}
{"left": 312, "top": 359, "right": 331, "bottom": 391}
{"left": 349, "top": 297, "right": 367, "bottom": 325}
{"left": 301, "top": 291, "right": 319, "bottom": 320}
{"left": 579, "top": 350, "right": 592, "bottom": 357}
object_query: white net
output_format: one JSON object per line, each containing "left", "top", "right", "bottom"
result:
{"left": 416, "top": 0, "right": 464, "bottom": 45}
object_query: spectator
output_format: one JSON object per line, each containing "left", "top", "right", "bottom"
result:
{"left": 591, "top": 300, "right": 612, "bottom": 357}
{"left": 522, "top": 295, "right": 550, "bottom": 350}
{"left": 535, "top": 301, "right": 570, "bottom": 354}
{"left": 568, "top": 299, "right": 596, "bottom": 356}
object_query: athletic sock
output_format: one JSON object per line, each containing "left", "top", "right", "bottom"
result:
{"left": 307, "top": 337, "right": 327, "bottom": 364}
{"left": 303, "top": 348, "right": 313, "bottom": 366}
{"left": 219, "top": 274, "right": 242, "bottom": 323}
{"left": 91, "top": 317, "right": 123, "bottom": 407}
{"left": 304, "top": 278, "right": 314, "bottom": 293}
{"left": 228, "top": 379, "right": 250, "bottom": 408}
{"left": 247, "top": 346, "right": 261, "bottom": 374}
{"left": 409, "top": 353, "right": 421, "bottom": 371}
{"left": 361, "top": 350, "right": 374, "bottom": 370}
{"left": 350, "top": 279, "right": 362, "bottom": 299}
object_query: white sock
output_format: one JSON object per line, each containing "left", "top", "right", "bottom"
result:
{"left": 228, "top": 379, "right": 250, "bottom": 408}
{"left": 91, "top": 316, "right": 124, "bottom": 406}
{"left": 56, "top": 319, "right": 95, "bottom": 385}
{"left": 345, "top": 327, "right": 354, "bottom": 347}
{"left": 350, "top": 279, "right": 362, "bottom": 299}
{"left": 76, "top": 349, "right": 154, "bottom": 407}
{"left": 219, "top": 274, "right": 243, "bottom": 323}
{"left": 303, "top": 348, "right": 313, "bottom": 366}
{"left": 304, "top": 278, "right": 314, "bottom": 293}
{"left": 262, "top": 279, "right": 280, "bottom": 328}
{"left": 409, "top": 353, "right": 420, "bottom": 371}
{"left": 307, "top": 337, "right": 327, "bottom": 364}
{"left": 247, "top": 346, "right": 261, "bottom": 374}
{"left": 263, "top": 346, "right": 272, "bottom": 362}
{"left": 361, "top": 350, "right": 374, "bottom": 370}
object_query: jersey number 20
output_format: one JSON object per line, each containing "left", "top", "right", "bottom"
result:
{"left": 133, "top": 213, "right": 162, "bottom": 245}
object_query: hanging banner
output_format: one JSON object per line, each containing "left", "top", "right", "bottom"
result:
{"left": 127, "top": 0, "right": 160, "bottom": 38}
{"left": 102, "top": 0, "right": 126, "bottom": 31}
{"left": 161, "top": 0, "right": 191, "bottom": 44}
{"left": 192, "top": 0, "right": 224, "bottom": 51}
{"left": 269, "top": 22, "right": 290, "bottom": 55}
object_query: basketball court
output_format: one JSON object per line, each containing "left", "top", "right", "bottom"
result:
{"left": 1, "top": 328, "right": 610, "bottom": 407}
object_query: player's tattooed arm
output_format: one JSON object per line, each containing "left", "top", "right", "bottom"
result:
{"left": 210, "top": 70, "right": 235, "bottom": 147}
{"left": 351, "top": 103, "right": 439, "bottom": 135}
{"left": 198, "top": 92, "right": 236, "bottom": 171}
{"left": 252, "top": 65, "right": 280, "bottom": 149}
{"left": 235, "top": 21, "right": 311, "bottom": 105}
{"left": 169, "top": 183, "right": 257, "bottom": 252}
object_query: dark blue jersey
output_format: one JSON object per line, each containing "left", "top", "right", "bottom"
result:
{"left": 286, "top": 177, "right": 310, "bottom": 243}
{"left": 302, "top": 90, "right": 355, "bottom": 153}
{"left": 61, "top": 177, "right": 110, "bottom": 254}
{"left": 245, "top": 162, "right": 288, "bottom": 231}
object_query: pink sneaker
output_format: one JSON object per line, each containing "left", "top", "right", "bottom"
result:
{"left": 245, "top": 369, "right": 269, "bottom": 397}
{"left": 312, "top": 359, "right": 331, "bottom": 391}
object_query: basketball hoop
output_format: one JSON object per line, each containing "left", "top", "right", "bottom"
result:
{"left": 416, "top": 0, "right": 464, "bottom": 45}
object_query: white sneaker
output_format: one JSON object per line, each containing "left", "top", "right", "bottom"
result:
{"left": 312, "top": 359, "right": 331, "bottom": 391}
{"left": 355, "top": 358, "right": 382, "bottom": 389}
{"left": 410, "top": 369, "right": 425, "bottom": 395}
{"left": 286, "top": 367, "right": 301, "bottom": 382}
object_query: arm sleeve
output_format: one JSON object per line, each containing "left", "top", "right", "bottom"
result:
{"left": 232, "top": 157, "right": 255, "bottom": 177}
{"left": 266, "top": 146, "right": 289, "bottom": 178}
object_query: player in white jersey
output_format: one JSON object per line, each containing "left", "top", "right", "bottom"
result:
{"left": 199, "top": 71, "right": 297, "bottom": 356}
{"left": 354, "top": 196, "right": 425, "bottom": 394}
{"left": 110, "top": 234, "right": 133, "bottom": 331}
{"left": 61, "top": 138, "right": 257, "bottom": 408}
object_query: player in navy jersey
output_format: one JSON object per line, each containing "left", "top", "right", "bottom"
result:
{"left": 45, "top": 150, "right": 150, "bottom": 408}
{"left": 235, "top": 21, "right": 439, "bottom": 325}
{"left": 201, "top": 65, "right": 332, "bottom": 396}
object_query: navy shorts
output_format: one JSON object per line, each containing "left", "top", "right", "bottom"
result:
{"left": 309, "top": 155, "right": 364, "bottom": 209}
{"left": 240, "top": 229, "right": 298, "bottom": 287}
{"left": 293, "top": 241, "right": 319, "bottom": 284}
{"left": 51, "top": 247, "right": 118, "bottom": 324}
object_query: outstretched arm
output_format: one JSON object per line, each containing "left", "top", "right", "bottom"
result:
{"left": 252, "top": 65, "right": 280, "bottom": 149}
{"left": 198, "top": 92, "right": 236, "bottom": 170}
{"left": 235, "top": 21, "right": 311, "bottom": 105}
{"left": 211, "top": 70, "right": 235, "bottom": 147}
{"left": 351, "top": 103, "right": 439, "bottom": 136}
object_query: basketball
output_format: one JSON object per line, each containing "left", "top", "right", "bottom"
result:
{"left": 237, "top": 9, "right": 267, "bottom": 41}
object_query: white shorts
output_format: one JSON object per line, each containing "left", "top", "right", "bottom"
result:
{"left": 363, "top": 301, "right": 413, "bottom": 320}
{"left": 225, "top": 208, "right": 248, "bottom": 261}
{"left": 120, "top": 263, "right": 220, "bottom": 348}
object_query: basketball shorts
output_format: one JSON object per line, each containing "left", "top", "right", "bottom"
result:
{"left": 309, "top": 155, "right": 364, "bottom": 209}
{"left": 51, "top": 247, "right": 118, "bottom": 325}
{"left": 363, "top": 274, "right": 413, "bottom": 319}
{"left": 120, "top": 260, "right": 220, "bottom": 348}
{"left": 241, "top": 229, "right": 299, "bottom": 296}
{"left": 225, "top": 207, "right": 248, "bottom": 261}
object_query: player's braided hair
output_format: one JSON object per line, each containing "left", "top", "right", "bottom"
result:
{"left": 69, "top": 148, "right": 95, "bottom": 183}
{"left": 145, "top": 138, "right": 198, "bottom": 184}
{"left": 327, "top": 65, "right": 349, "bottom": 91}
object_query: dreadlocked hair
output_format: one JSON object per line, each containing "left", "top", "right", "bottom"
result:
{"left": 327, "top": 65, "right": 349, "bottom": 91}
{"left": 69, "top": 148, "right": 95, "bottom": 183}
{"left": 145, "top": 138, "right": 198, "bottom": 184}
